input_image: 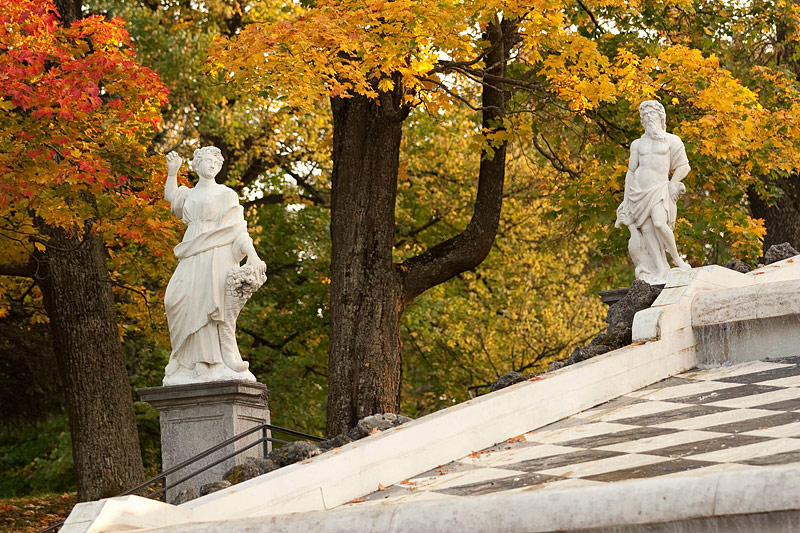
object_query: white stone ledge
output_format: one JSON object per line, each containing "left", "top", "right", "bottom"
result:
{"left": 61, "top": 496, "right": 193, "bottom": 533}
{"left": 692, "top": 278, "right": 800, "bottom": 327}
{"left": 751, "top": 255, "right": 800, "bottom": 284}
{"left": 137, "top": 464, "right": 800, "bottom": 533}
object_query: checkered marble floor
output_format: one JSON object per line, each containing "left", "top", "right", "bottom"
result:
{"left": 345, "top": 357, "right": 800, "bottom": 507}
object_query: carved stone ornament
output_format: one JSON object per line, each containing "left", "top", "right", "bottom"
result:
{"left": 615, "top": 100, "right": 693, "bottom": 284}
{"left": 162, "top": 147, "right": 267, "bottom": 386}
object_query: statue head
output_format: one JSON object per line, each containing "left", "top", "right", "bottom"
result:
{"left": 639, "top": 100, "right": 667, "bottom": 141}
{"left": 191, "top": 146, "right": 224, "bottom": 180}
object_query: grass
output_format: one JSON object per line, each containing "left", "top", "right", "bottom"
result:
{"left": 0, "top": 493, "right": 75, "bottom": 533}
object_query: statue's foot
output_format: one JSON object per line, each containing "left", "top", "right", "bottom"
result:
{"left": 193, "top": 362, "right": 211, "bottom": 378}
{"left": 674, "top": 259, "right": 692, "bottom": 271}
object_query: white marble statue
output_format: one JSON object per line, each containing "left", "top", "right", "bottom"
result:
{"left": 615, "top": 100, "right": 692, "bottom": 284}
{"left": 163, "top": 147, "right": 267, "bottom": 386}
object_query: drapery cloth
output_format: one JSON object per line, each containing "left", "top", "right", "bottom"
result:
{"left": 164, "top": 185, "right": 252, "bottom": 374}
{"left": 616, "top": 133, "right": 689, "bottom": 230}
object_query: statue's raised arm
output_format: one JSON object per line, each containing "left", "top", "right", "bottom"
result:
{"left": 165, "top": 151, "right": 182, "bottom": 205}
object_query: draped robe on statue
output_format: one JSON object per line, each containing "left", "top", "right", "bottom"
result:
{"left": 615, "top": 132, "right": 689, "bottom": 282}
{"left": 617, "top": 133, "right": 689, "bottom": 232}
{"left": 164, "top": 185, "right": 254, "bottom": 383}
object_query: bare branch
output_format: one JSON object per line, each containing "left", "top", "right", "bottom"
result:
{"left": 531, "top": 134, "right": 581, "bottom": 178}
{"left": 0, "top": 261, "right": 36, "bottom": 278}
{"left": 576, "top": 0, "right": 604, "bottom": 34}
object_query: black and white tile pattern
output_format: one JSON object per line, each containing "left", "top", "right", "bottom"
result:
{"left": 348, "top": 357, "right": 800, "bottom": 506}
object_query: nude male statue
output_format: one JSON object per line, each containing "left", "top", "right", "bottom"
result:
{"left": 615, "top": 100, "right": 692, "bottom": 283}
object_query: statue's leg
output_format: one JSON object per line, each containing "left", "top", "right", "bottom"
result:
{"left": 641, "top": 218, "right": 670, "bottom": 279}
{"left": 627, "top": 224, "right": 648, "bottom": 279}
{"left": 651, "top": 208, "right": 691, "bottom": 270}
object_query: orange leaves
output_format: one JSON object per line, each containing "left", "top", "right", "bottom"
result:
{"left": 208, "top": 0, "right": 493, "bottom": 110}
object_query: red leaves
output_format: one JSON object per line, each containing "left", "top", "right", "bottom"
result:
{"left": 1, "top": 0, "right": 170, "bottom": 240}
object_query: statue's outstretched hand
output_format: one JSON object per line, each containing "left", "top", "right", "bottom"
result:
{"left": 166, "top": 151, "right": 182, "bottom": 176}
{"left": 247, "top": 255, "right": 267, "bottom": 279}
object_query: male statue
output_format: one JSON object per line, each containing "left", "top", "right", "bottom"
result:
{"left": 615, "top": 100, "right": 692, "bottom": 283}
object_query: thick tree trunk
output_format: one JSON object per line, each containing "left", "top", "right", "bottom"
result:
{"left": 325, "top": 20, "right": 516, "bottom": 436}
{"left": 749, "top": 17, "right": 800, "bottom": 255}
{"left": 36, "top": 228, "right": 144, "bottom": 501}
{"left": 326, "top": 94, "right": 406, "bottom": 437}
{"left": 747, "top": 177, "right": 800, "bottom": 255}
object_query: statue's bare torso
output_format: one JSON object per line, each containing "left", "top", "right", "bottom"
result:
{"left": 633, "top": 135, "right": 672, "bottom": 191}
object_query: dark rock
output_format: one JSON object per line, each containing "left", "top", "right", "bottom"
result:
{"left": 567, "top": 344, "right": 611, "bottom": 365}
{"left": 722, "top": 259, "right": 752, "bottom": 273}
{"left": 246, "top": 456, "right": 278, "bottom": 474}
{"left": 395, "top": 414, "right": 413, "bottom": 425}
{"left": 347, "top": 413, "right": 412, "bottom": 440}
{"left": 199, "top": 480, "right": 231, "bottom": 496}
{"left": 268, "top": 440, "right": 320, "bottom": 467}
{"left": 172, "top": 488, "right": 198, "bottom": 505}
{"left": 548, "top": 280, "right": 661, "bottom": 373}
{"left": 319, "top": 433, "right": 353, "bottom": 452}
{"left": 489, "top": 371, "right": 533, "bottom": 392}
{"left": 223, "top": 457, "right": 277, "bottom": 485}
{"left": 605, "top": 279, "right": 661, "bottom": 329}
{"left": 602, "top": 321, "right": 632, "bottom": 349}
{"left": 764, "top": 242, "right": 799, "bottom": 265}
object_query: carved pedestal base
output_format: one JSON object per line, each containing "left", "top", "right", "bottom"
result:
{"left": 138, "top": 380, "right": 270, "bottom": 503}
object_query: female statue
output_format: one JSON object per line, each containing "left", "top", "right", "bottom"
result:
{"left": 163, "top": 147, "right": 267, "bottom": 385}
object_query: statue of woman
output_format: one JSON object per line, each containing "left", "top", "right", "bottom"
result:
{"left": 162, "top": 147, "right": 267, "bottom": 386}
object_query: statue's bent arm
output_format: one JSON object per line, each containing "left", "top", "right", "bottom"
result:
{"left": 624, "top": 140, "right": 640, "bottom": 198}
{"left": 671, "top": 162, "right": 690, "bottom": 185}
{"left": 628, "top": 139, "right": 640, "bottom": 175}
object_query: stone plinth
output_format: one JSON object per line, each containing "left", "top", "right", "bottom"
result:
{"left": 138, "top": 380, "right": 270, "bottom": 503}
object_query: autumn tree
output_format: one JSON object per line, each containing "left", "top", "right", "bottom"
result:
{"left": 603, "top": 0, "right": 800, "bottom": 254}
{"left": 85, "top": 0, "right": 336, "bottom": 433}
{"left": 0, "top": 0, "right": 170, "bottom": 499}
{"left": 212, "top": 1, "right": 530, "bottom": 435}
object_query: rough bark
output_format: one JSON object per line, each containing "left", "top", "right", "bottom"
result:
{"left": 326, "top": 91, "right": 407, "bottom": 437}
{"left": 54, "top": 0, "right": 81, "bottom": 25}
{"left": 747, "top": 177, "right": 800, "bottom": 256}
{"left": 36, "top": 227, "right": 145, "bottom": 501}
{"left": 325, "top": 19, "right": 515, "bottom": 436}
{"left": 747, "top": 18, "right": 800, "bottom": 256}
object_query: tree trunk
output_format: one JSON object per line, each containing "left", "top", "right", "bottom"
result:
{"left": 54, "top": 0, "right": 81, "bottom": 26}
{"left": 748, "top": 177, "right": 800, "bottom": 255}
{"left": 37, "top": 227, "right": 145, "bottom": 501}
{"left": 749, "top": 16, "right": 800, "bottom": 255}
{"left": 326, "top": 93, "right": 406, "bottom": 437}
{"left": 325, "top": 19, "right": 515, "bottom": 436}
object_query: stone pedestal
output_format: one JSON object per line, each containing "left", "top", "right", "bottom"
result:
{"left": 138, "top": 380, "right": 270, "bottom": 503}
